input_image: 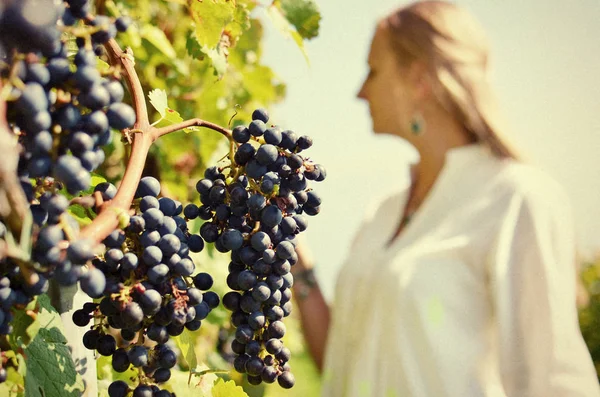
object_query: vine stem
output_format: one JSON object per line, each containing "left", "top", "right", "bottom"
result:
{"left": 0, "top": 80, "right": 38, "bottom": 284}
{"left": 80, "top": 39, "right": 231, "bottom": 243}
{"left": 79, "top": 38, "right": 152, "bottom": 241}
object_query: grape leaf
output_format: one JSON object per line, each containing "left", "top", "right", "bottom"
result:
{"left": 186, "top": 28, "right": 204, "bottom": 60}
{"left": 226, "top": 3, "right": 251, "bottom": 46}
{"left": 266, "top": 4, "right": 309, "bottom": 63}
{"left": 173, "top": 329, "right": 198, "bottom": 370}
{"left": 190, "top": 0, "right": 236, "bottom": 49}
{"left": 211, "top": 378, "right": 248, "bottom": 397}
{"left": 188, "top": 1, "right": 252, "bottom": 78}
{"left": 279, "top": 0, "right": 321, "bottom": 39}
{"left": 140, "top": 25, "right": 177, "bottom": 60}
{"left": 149, "top": 89, "right": 168, "bottom": 119}
{"left": 205, "top": 42, "right": 229, "bottom": 78}
{"left": 17, "top": 295, "right": 85, "bottom": 397}
{"left": 149, "top": 89, "right": 200, "bottom": 133}
{"left": 9, "top": 297, "right": 39, "bottom": 348}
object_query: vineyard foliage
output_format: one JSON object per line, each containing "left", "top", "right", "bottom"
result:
{"left": 0, "top": 0, "right": 322, "bottom": 396}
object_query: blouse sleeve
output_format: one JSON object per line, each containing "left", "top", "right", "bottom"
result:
{"left": 487, "top": 185, "right": 598, "bottom": 396}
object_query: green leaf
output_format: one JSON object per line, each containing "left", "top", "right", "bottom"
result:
{"left": 226, "top": 3, "right": 251, "bottom": 46}
{"left": 173, "top": 329, "right": 198, "bottom": 370}
{"left": 205, "top": 43, "right": 229, "bottom": 78}
{"left": 190, "top": 0, "right": 236, "bottom": 49}
{"left": 186, "top": 29, "right": 204, "bottom": 60}
{"left": 279, "top": 0, "right": 321, "bottom": 39}
{"left": 211, "top": 378, "right": 248, "bottom": 397}
{"left": 149, "top": 88, "right": 169, "bottom": 119}
{"left": 266, "top": 4, "right": 309, "bottom": 64}
{"left": 150, "top": 89, "right": 201, "bottom": 133}
{"left": 21, "top": 295, "right": 85, "bottom": 397}
{"left": 140, "top": 25, "right": 177, "bottom": 59}
{"left": 67, "top": 204, "right": 93, "bottom": 226}
{"left": 9, "top": 298, "right": 39, "bottom": 348}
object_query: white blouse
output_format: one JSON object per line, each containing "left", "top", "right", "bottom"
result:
{"left": 321, "top": 143, "right": 600, "bottom": 397}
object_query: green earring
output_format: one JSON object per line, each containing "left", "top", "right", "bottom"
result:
{"left": 410, "top": 113, "right": 424, "bottom": 136}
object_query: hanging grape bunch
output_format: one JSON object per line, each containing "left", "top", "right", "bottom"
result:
{"left": 193, "top": 108, "right": 326, "bottom": 388}
{"left": 70, "top": 177, "right": 219, "bottom": 397}
{"left": 0, "top": 0, "right": 135, "bottom": 382}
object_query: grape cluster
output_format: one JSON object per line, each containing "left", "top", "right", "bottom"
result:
{"left": 194, "top": 108, "right": 326, "bottom": 387}
{"left": 0, "top": 195, "right": 99, "bottom": 382}
{"left": 0, "top": 1, "right": 136, "bottom": 383}
{"left": 71, "top": 177, "right": 218, "bottom": 396}
{"left": 2, "top": 0, "right": 134, "bottom": 196}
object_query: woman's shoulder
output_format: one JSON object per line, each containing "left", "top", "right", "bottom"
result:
{"left": 492, "top": 159, "right": 570, "bottom": 209}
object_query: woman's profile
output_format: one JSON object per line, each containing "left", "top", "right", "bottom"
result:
{"left": 291, "top": 1, "right": 600, "bottom": 396}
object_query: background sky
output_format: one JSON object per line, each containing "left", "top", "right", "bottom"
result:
{"left": 260, "top": 0, "right": 600, "bottom": 302}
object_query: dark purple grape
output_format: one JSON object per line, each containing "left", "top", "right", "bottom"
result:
{"left": 256, "top": 144, "right": 279, "bottom": 166}
{"left": 108, "top": 380, "right": 129, "bottom": 397}
{"left": 128, "top": 345, "right": 148, "bottom": 367}
{"left": 277, "top": 371, "right": 295, "bottom": 389}
{"left": 249, "top": 120, "right": 266, "bottom": 137}
{"left": 153, "top": 368, "right": 171, "bottom": 383}
{"left": 112, "top": 349, "right": 130, "bottom": 372}
{"left": 261, "top": 365, "right": 278, "bottom": 383}
{"left": 158, "top": 347, "right": 177, "bottom": 368}
{"left": 245, "top": 356, "right": 265, "bottom": 376}
{"left": 115, "top": 16, "right": 132, "bottom": 32}
{"left": 72, "top": 309, "right": 91, "bottom": 326}
{"left": 202, "top": 291, "right": 219, "bottom": 309}
{"left": 232, "top": 126, "right": 250, "bottom": 143}
{"left": 222, "top": 291, "right": 241, "bottom": 311}
{"left": 279, "top": 130, "right": 298, "bottom": 151}
{"left": 252, "top": 108, "right": 269, "bottom": 123}
{"left": 194, "top": 301, "right": 210, "bottom": 321}
{"left": 261, "top": 206, "right": 282, "bottom": 228}
{"left": 264, "top": 127, "right": 282, "bottom": 145}
{"left": 135, "top": 176, "right": 160, "bottom": 198}
{"left": 96, "top": 334, "right": 117, "bottom": 356}
{"left": 122, "top": 302, "right": 144, "bottom": 327}
{"left": 220, "top": 229, "right": 243, "bottom": 251}
{"left": 132, "top": 385, "right": 153, "bottom": 397}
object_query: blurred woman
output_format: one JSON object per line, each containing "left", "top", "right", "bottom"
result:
{"left": 291, "top": 1, "right": 600, "bottom": 396}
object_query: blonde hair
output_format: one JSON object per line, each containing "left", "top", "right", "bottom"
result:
{"left": 383, "top": 0, "right": 522, "bottom": 160}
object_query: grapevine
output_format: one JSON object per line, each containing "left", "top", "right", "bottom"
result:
{"left": 0, "top": 0, "right": 324, "bottom": 395}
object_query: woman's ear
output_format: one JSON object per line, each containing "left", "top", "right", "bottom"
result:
{"left": 408, "top": 61, "right": 431, "bottom": 102}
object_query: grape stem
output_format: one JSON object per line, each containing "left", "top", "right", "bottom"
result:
{"left": 153, "top": 118, "right": 232, "bottom": 139}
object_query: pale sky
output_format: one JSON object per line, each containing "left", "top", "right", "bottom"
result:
{"left": 261, "top": 0, "right": 600, "bottom": 302}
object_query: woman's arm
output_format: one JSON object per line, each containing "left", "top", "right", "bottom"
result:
{"left": 488, "top": 187, "right": 600, "bottom": 396}
{"left": 291, "top": 241, "right": 330, "bottom": 372}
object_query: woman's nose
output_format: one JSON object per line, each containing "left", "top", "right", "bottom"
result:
{"left": 357, "top": 82, "right": 367, "bottom": 99}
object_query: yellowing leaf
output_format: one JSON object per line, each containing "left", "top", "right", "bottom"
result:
{"left": 149, "top": 89, "right": 169, "bottom": 118}
{"left": 226, "top": 3, "right": 251, "bottom": 46}
{"left": 173, "top": 329, "right": 198, "bottom": 370}
{"left": 190, "top": 0, "right": 236, "bottom": 49}
{"left": 211, "top": 378, "right": 248, "bottom": 397}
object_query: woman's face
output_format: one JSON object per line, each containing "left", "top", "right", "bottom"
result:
{"left": 357, "top": 26, "right": 416, "bottom": 137}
